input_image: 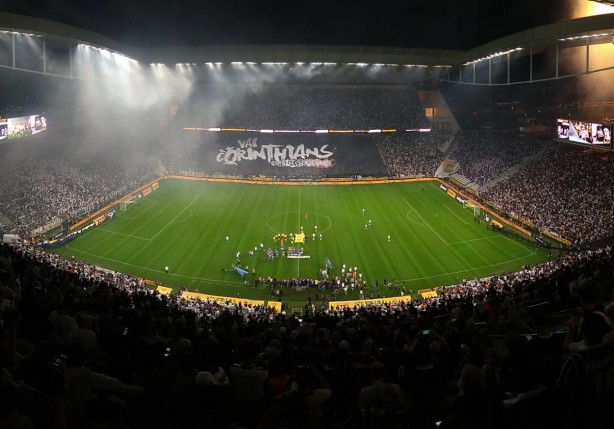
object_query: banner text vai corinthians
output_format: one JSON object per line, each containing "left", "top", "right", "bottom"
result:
{"left": 216, "top": 137, "right": 335, "bottom": 168}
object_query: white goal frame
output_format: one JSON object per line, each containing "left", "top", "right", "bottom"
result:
{"left": 464, "top": 202, "right": 482, "bottom": 217}
{"left": 119, "top": 195, "right": 138, "bottom": 212}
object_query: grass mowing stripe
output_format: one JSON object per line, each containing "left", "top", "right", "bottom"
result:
{"left": 52, "top": 179, "right": 551, "bottom": 308}
{"left": 371, "top": 191, "right": 407, "bottom": 281}
{"left": 297, "top": 187, "right": 301, "bottom": 277}
{"left": 95, "top": 228, "right": 150, "bottom": 241}
{"left": 447, "top": 235, "right": 503, "bottom": 245}
{"left": 65, "top": 244, "right": 245, "bottom": 286}
{"left": 401, "top": 196, "right": 448, "bottom": 245}
{"left": 441, "top": 203, "right": 472, "bottom": 225}
{"left": 117, "top": 200, "right": 159, "bottom": 221}
{"left": 149, "top": 195, "right": 199, "bottom": 242}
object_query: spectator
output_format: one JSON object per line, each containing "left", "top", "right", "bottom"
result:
{"left": 442, "top": 363, "right": 507, "bottom": 429}
{"left": 449, "top": 132, "right": 545, "bottom": 186}
{"left": 230, "top": 338, "right": 270, "bottom": 426}
{"left": 557, "top": 310, "right": 614, "bottom": 426}
{"left": 481, "top": 145, "right": 614, "bottom": 244}
{"left": 357, "top": 361, "right": 406, "bottom": 410}
{"left": 62, "top": 344, "right": 143, "bottom": 427}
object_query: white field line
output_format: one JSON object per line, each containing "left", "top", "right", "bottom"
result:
{"left": 398, "top": 247, "right": 537, "bottom": 284}
{"left": 119, "top": 200, "right": 159, "bottom": 221}
{"left": 442, "top": 204, "right": 472, "bottom": 225}
{"left": 447, "top": 235, "right": 504, "bottom": 245}
{"left": 297, "top": 188, "right": 301, "bottom": 277}
{"left": 401, "top": 196, "right": 449, "bottom": 245}
{"left": 149, "top": 196, "right": 199, "bottom": 242}
{"left": 95, "top": 228, "right": 151, "bottom": 241}
{"left": 66, "top": 245, "right": 246, "bottom": 286}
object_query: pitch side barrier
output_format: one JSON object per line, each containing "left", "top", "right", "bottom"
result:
{"left": 152, "top": 283, "right": 282, "bottom": 311}
{"left": 539, "top": 229, "right": 573, "bottom": 247}
{"left": 331, "top": 295, "right": 413, "bottom": 309}
{"left": 165, "top": 174, "right": 433, "bottom": 186}
{"left": 159, "top": 288, "right": 281, "bottom": 311}
{"left": 434, "top": 179, "right": 532, "bottom": 238}
{"left": 329, "top": 286, "right": 441, "bottom": 310}
{"left": 68, "top": 178, "right": 162, "bottom": 232}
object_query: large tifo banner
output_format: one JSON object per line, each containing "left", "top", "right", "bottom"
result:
{"left": 199, "top": 132, "right": 388, "bottom": 177}
{"left": 217, "top": 135, "right": 335, "bottom": 168}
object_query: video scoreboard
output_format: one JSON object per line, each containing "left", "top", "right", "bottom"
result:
{"left": 0, "top": 114, "right": 47, "bottom": 143}
{"left": 557, "top": 118, "right": 611, "bottom": 148}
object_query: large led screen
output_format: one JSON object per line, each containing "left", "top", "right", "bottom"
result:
{"left": 557, "top": 118, "right": 611, "bottom": 147}
{"left": 7, "top": 114, "right": 47, "bottom": 140}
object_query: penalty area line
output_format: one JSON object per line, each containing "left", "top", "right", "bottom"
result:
{"left": 441, "top": 204, "right": 472, "bottom": 225}
{"left": 149, "top": 195, "right": 199, "bottom": 242}
{"left": 95, "top": 228, "right": 150, "bottom": 241}
{"left": 401, "top": 196, "right": 449, "bottom": 245}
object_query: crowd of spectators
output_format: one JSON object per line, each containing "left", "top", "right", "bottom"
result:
{"left": 481, "top": 145, "right": 614, "bottom": 244}
{"left": 0, "top": 147, "right": 152, "bottom": 238}
{"left": 1, "top": 82, "right": 613, "bottom": 427}
{"left": 169, "top": 85, "right": 430, "bottom": 179}
{"left": 377, "top": 133, "right": 448, "bottom": 177}
{"left": 1, "top": 239, "right": 612, "bottom": 429}
{"left": 202, "top": 85, "right": 430, "bottom": 131}
{"left": 449, "top": 132, "right": 546, "bottom": 186}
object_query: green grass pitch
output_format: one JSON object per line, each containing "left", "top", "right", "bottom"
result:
{"left": 52, "top": 179, "right": 551, "bottom": 308}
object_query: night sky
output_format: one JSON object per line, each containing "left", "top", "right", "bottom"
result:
{"left": 0, "top": 0, "right": 601, "bottom": 49}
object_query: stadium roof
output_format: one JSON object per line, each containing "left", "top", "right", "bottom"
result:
{"left": 0, "top": 1, "right": 573, "bottom": 50}
{"left": 1, "top": 0, "right": 613, "bottom": 50}
{"left": 0, "top": 7, "right": 613, "bottom": 85}
{"left": 136, "top": 14, "right": 614, "bottom": 66}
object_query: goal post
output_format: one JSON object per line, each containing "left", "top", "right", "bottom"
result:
{"left": 464, "top": 201, "right": 482, "bottom": 217}
{"left": 119, "top": 195, "right": 138, "bottom": 212}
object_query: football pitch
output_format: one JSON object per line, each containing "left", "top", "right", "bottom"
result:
{"left": 53, "top": 179, "right": 550, "bottom": 306}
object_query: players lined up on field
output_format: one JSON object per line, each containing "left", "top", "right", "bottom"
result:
{"left": 229, "top": 232, "right": 324, "bottom": 265}
{"left": 251, "top": 271, "right": 407, "bottom": 302}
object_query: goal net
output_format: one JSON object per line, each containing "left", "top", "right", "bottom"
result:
{"left": 464, "top": 202, "right": 482, "bottom": 217}
{"left": 119, "top": 195, "right": 138, "bottom": 212}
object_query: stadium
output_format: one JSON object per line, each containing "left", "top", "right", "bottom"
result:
{"left": 0, "top": 1, "right": 613, "bottom": 428}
